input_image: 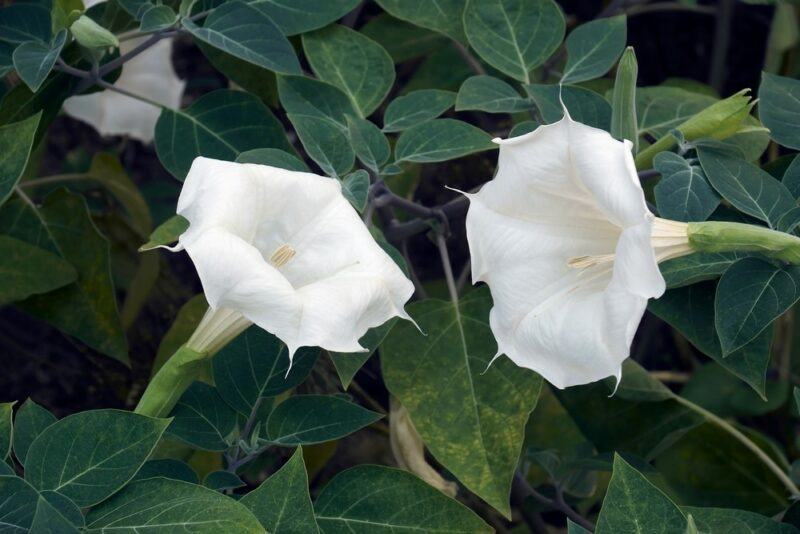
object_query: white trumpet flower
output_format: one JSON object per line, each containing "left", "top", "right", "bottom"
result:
{"left": 174, "top": 157, "right": 415, "bottom": 359}
{"left": 462, "top": 113, "right": 693, "bottom": 388}
{"left": 63, "top": 8, "right": 185, "bottom": 143}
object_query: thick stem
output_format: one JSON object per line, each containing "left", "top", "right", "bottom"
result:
{"left": 688, "top": 221, "right": 800, "bottom": 264}
{"left": 134, "top": 344, "right": 208, "bottom": 417}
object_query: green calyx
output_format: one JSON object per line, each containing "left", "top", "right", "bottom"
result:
{"left": 134, "top": 344, "right": 209, "bottom": 417}
{"left": 687, "top": 220, "right": 800, "bottom": 264}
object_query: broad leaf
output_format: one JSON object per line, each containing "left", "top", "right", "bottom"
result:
{"left": 288, "top": 113, "right": 354, "bottom": 177}
{"left": 596, "top": 455, "right": 686, "bottom": 533}
{"left": 133, "top": 459, "right": 199, "bottom": 484}
{"left": 139, "top": 214, "right": 189, "bottom": 251}
{"left": 463, "top": 0, "right": 564, "bottom": 83}
{"left": 0, "top": 111, "right": 40, "bottom": 205}
{"left": 240, "top": 447, "right": 319, "bottom": 533}
{"left": 361, "top": 13, "right": 448, "bottom": 63}
{"left": 341, "top": 170, "right": 370, "bottom": 212}
{"left": 683, "top": 506, "right": 797, "bottom": 533}
{"left": 649, "top": 282, "right": 773, "bottom": 397}
{"left": 182, "top": 1, "right": 301, "bottom": 75}
{"left": 715, "top": 257, "right": 800, "bottom": 355}
{"left": 381, "top": 289, "right": 542, "bottom": 517}
{"left": 382, "top": 89, "right": 455, "bottom": 132}
{"left": 30, "top": 496, "right": 80, "bottom": 533}
{"left": 140, "top": 5, "right": 177, "bottom": 31}
{"left": 759, "top": 72, "right": 800, "bottom": 150}
{"left": 525, "top": 84, "right": 612, "bottom": 131}
{"left": 168, "top": 381, "right": 237, "bottom": 451}
{"left": 0, "top": 475, "right": 39, "bottom": 532}
{"left": 212, "top": 325, "right": 319, "bottom": 416}
{"left": 0, "top": 4, "right": 51, "bottom": 43}
{"left": 697, "top": 145, "right": 796, "bottom": 229}
{"left": 277, "top": 75, "right": 358, "bottom": 128}
{"left": 330, "top": 319, "right": 397, "bottom": 389}
{"left": 84, "top": 153, "right": 153, "bottom": 238}
{"left": 659, "top": 252, "right": 743, "bottom": 289}
{"left": 251, "top": 0, "right": 360, "bottom": 35}
{"left": 314, "top": 465, "right": 491, "bottom": 533}
{"left": 455, "top": 75, "right": 530, "bottom": 113}
{"left": 0, "top": 235, "right": 77, "bottom": 304}
{"left": 12, "top": 399, "right": 56, "bottom": 466}
{"left": 0, "top": 190, "right": 129, "bottom": 364}
{"left": 346, "top": 116, "right": 390, "bottom": 174}
{"left": 0, "top": 402, "right": 11, "bottom": 460}
{"left": 85, "top": 478, "right": 263, "bottom": 533}
{"left": 12, "top": 30, "right": 67, "bottom": 92}
{"left": 203, "top": 470, "right": 245, "bottom": 491}
{"left": 653, "top": 151, "right": 720, "bottom": 222}
{"left": 782, "top": 153, "right": 800, "bottom": 199}
{"left": 237, "top": 148, "right": 309, "bottom": 172}
{"left": 561, "top": 15, "right": 627, "bottom": 84}
{"left": 303, "top": 25, "right": 395, "bottom": 117}
{"left": 24, "top": 409, "right": 169, "bottom": 507}
{"left": 395, "top": 119, "right": 494, "bottom": 163}
{"left": 155, "top": 89, "right": 292, "bottom": 180}
{"left": 374, "top": 0, "right": 466, "bottom": 43}
{"left": 265, "top": 394, "right": 383, "bottom": 446}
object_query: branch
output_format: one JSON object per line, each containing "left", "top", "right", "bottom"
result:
{"left": 512, "top": 472, "right": 596, "bottom": 532}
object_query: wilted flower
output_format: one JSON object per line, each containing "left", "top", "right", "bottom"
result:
{"left": 63, "top": 35, "right": 184, "bottom": 143}
{"left": 462, "top": 113, "right": 692, "bottom": 388}
{"left": 174, "top": 157, "right": 415, "bottom": 359}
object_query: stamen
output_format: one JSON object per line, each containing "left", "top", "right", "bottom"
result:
{"left": 567, "top": 253, "right": 615, "bottom": 269}
{"left": 269, "top": 244, "right": 296, "bottom": 267}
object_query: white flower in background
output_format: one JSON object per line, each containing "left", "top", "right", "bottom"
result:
{"left": 462, "top": 113, "right": 692, "bottom": 389}
{"left": 174, "top": 157, "right": 415, "bottom": 358}
{"left": 63, "top": 0, "right": 185, "bottom": 142}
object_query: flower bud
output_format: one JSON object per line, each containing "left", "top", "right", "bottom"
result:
{"left": 70, "top": 15, "right": 119, "bottom": 49}
{"left": 611, "top": 46, "right": 638, "bottom": 153}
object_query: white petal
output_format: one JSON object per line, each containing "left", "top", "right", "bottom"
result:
{"left": 177, "top": 157, "right": 414, "bottom": 357}
{"left": 62, "top": 39, "right": 184, "bottom": 142}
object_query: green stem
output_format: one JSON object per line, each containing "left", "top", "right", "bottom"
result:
{"left": 674, "top": 395, "right": 800, "bottom": 497}
{"left": 134, "top": 344, "right": 209, "bottom": 417}
{"left": 688, "top": 221, "right": 800, "bottom": 264}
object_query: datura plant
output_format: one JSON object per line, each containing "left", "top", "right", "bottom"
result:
{"left": 4, "top": 1, "right": 800, "bottom": 533}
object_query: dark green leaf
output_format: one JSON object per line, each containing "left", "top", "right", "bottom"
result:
{"left": 203, "top": 470, "right": 245, "bottom": 491}
{"left": 455, "top": 75, "right": 530, "bottom": 113}
{"left": 683, "top": 506, "right": 797, "bottom": 533}
{"left": 85, "top": 478, "right": 263, "bottom": 532}
{"left": 525, "top": 84, "right": 612, "bottom": 131}
{"left": 561, "top": 15, "right": 627, "bottom": 84}
{"left": 0, "top": 42, "right": 13, "bottom": 77}
{"left": 374, "top": 0, "right": 466, "bottom": 43}
{"left": 139, "top": 214, "right": 189, "bottom": 252}
{"left": 133, "top": 459, "right": 199, "bottom": 484}
{"left": 759, "top": 72, "right": 800, "bottom": 150}
{"left": 250, "top": 0, "right": 359, "bottom": 35}
{"left": 140, "top": 5, "right": 177, "bottom": 32}
{"left": 381, "top": 289, "right": 542, "bottom": 517}
{"left": 330, "top": 319, "right": 397, "bottom": 389}
{"left": 659, "top": 252, "right": 744, "bottom": 289}
{"left": 29, "top": 495, "right": 80, "bottom": 534}
{"left": 12, "top": 399, "right": 56, "bottom": 466}
{"left": 463, "top": 0, "right": 564, "bottom": 82}
{"left": 288, "top": 114, "right": 354, "bottom": 177}
{"left": 314, "top": 465, "right": 491, "bottom": 533}
{"left": 346, "top": 116, "right": 390, "bottom": 173}
{"left": 0, "top": 110, "right": 39, "bottom": 205}
{"left": 0, "top": 4, "right": 51, "bottom": 43}
{"left": 654, "top": 151, "right": 720, "bottom": 222}
{"left": 236, "top": 148, "right": 309, "bottom": 172}
{"left": 0, "top": 235, "right": 77, "bottom": 304}
{"left": 265, "top": 394, "right": 383, "bottom": 446}
{"left": 240, "top": 447, "right": 319, "bottom": 533}
{"left": 649, "top": 282, "right": 773, "bottom": 397}
{"left": 715, "top": 257, "right": 800, "bottom": 355}
{"left": 277, "top": 75, "right": 358, "bottom": 128}
{"left": 0, "top": 402, "right": 11, "bottom": 461}
{"left": 382, "top": 89, "right": 455, "bottom": 132}
{"left": 25, "top": 409, "right": 169, "bottom": 507}
{"left": 596, "top": 455, "right": 687, "bottom": 533}
{"left": 84, "top": 152, "right": 153, "bottom": 237}
{"left": 212, "top": 325, "right": 319, "bottom": 416}
{"left": 0, "top": 475, "right": 38, "bottom": 532}
{"left": 697, "top": 145, "right": 796, "bottom": 229}
{"left": 168, "top": 381, "right": 237, "bottom": 451}
{"left": 509, "top": 120, "right": 538, "bottom": 136}
{"left": 782, "top": 155, "right": 800, "bottom": 199}
{"left": 155, "top": 89, "right": 292, "bottom": 180}
{"left": 303, "top": 25, "right": 395, "bottom": 117}
{"left": 341, "top": 169, "right": 370, "bottom": 212}
{"left": 38, "top": 490, "right": 84, "bottom": 528}
{"left": 117, "top": 0, "right": 153, "bottom": 19}
{"left": 12, "top": 30, "right": 67, "bottom": 92}
{"left": 1, "top": 190, "right": 129, "bottom": 364}
{"left": 361, "top": 13, "right": 448, "bottom": 63}
{"left": 182, "top": 1, "right": 301, "bottom": 75}
{"left": 395, "top": 119, "right": 494, "bottom": 163}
